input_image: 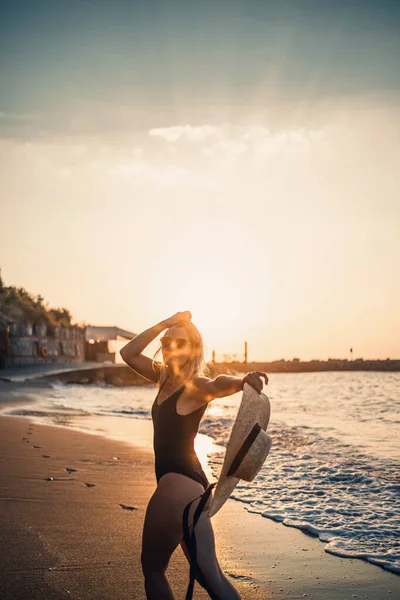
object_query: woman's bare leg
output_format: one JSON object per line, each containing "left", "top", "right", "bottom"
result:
{"left": 179, "top": 511, "right": 241, "bottom": 600}
{"left": 141, "top": 479, "right": 183, "bottom": 599}
{"left": 141, "top": 472, "right": 240, "bottom": 599}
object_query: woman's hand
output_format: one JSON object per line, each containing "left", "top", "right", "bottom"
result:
{"left": 241, "top": 371, "right": 268, "bottom": 394}
{"left": 165, "top": 311, "right": 192, "bottom": 328}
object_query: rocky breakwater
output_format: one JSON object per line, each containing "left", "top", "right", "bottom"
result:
{"left": 43, "top": 365, "right": 153, "bottom": 387}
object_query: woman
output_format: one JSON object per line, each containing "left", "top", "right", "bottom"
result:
{"left": 120, "top": 311, "right": 268, "bottom": 599}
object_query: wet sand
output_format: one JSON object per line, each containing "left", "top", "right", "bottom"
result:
{"left": 0, "top": 407, "right": 399, "bottom": 599}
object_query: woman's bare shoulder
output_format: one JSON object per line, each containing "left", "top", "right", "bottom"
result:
{"left": 191, "top": 376, "right": 217, "bottom": 402}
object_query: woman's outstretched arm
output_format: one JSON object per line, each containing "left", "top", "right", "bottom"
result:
{"left": 212, "top": 375, "right": 244, "bottom": 397}
{"left": 195, "top": 371, "right": 268, "bottom": 400}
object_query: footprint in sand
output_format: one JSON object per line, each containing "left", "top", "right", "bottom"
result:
{"left": 42, "top": 455, "right": 51, "bottom": 459}
{"left": 65, "top": 468, "right": 78, "bottom": 473}
{"left": 45, "top": 476, "right": 76, "bottom": 482}
{"left": 84, "top": 483, "right": 96, "bottom": 488}
{"left": 33, "top": 445, "right": 41, "bottom": 449}
{"left": 120, "top": 503, "right": 138, "bottom": 511}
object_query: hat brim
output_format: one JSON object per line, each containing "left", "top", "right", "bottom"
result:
{"left": 208, "top": 383, "right": 271, "bottom": 517}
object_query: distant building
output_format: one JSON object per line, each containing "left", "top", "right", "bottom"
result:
{"left": 0, "top": 319, "right": 85, "bottom": 368}
{"left": 85, "top": 326, "right": 136, "bottom": 363}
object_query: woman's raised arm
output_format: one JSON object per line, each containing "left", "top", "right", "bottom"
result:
{"left": 119, "top": 320, "right": 169, "bottom": 383}
{"left": 119, "top": 311, "right": 192, "bottom": 383}
{"left": 120, "top": 320, "right": 169, "bottom": 359}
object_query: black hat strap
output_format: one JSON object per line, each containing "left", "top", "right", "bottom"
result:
{"left": 182, "top": 482, "right": 217, "bottom": 600}
{"left": 227, "top": 422, "right": 261, "bottom": 477}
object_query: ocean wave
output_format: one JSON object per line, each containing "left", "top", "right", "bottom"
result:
{"left": 202, "top": 416, "right": 400, "bottom": 574}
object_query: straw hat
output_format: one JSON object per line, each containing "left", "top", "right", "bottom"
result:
{"left": 207, "top": 382, "right": 272, "bottom": 517}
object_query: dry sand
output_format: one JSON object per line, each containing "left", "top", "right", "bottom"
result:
{"left": 0, "top": 410, "right": 398, "bottom": 600}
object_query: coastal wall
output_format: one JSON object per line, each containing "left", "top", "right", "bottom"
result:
{"left": 39, "top": 356, "right": 400, "bottom": 388}
{"left": 3, "top": 323, "right": 85, "bottom": 368}
{"left": 42, "top": 364, "right": 153, "bottom": 386}
{"left": 208, "top": 358, "right": 400, "bottom": 375}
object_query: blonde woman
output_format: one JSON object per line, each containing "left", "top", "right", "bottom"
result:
{"left": 120, "top": 311, "right": 268, "bottom": 599}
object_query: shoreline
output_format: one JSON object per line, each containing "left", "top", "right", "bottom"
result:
{"left": 1, "top": 362, "right": 399, "bottom": 389}
{"left": 1, "top": 393, "right": 399, "bottom": 599}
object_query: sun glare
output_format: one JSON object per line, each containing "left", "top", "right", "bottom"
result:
{"left": 194, "top": 432, "right": 224, "bottom": 469}
{"left": 147, "top": 217, "right": 270, "bottom": 356}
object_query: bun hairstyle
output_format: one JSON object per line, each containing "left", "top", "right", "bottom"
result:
{"left": 152, "top": 320, "right": 210, "bottom": 386}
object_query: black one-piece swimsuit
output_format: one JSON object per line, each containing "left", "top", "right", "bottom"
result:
{"left": 151, "top": 380, "right": 210, "bottom": 491}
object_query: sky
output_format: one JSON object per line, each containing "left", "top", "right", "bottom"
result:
{"left": 1, "top": 0, "right": 399, "bottom": 362}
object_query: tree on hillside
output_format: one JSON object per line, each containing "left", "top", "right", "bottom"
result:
{"left": 48, "top": 308, "right": 72, "bottom": 327}
{"left": 0, "top": 269, "right": 80, "bottom": 329}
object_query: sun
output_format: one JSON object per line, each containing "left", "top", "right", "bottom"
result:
{"left": 147, "top": 216, "right": 270, "bottom": 359}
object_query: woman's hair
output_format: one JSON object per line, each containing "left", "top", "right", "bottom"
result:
{"left": 152, "top": 320, "right": 210, "bottom": 386}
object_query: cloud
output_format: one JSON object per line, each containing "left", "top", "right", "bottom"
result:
{"left": 1, "top": 101, "right": 399, "bottom": 207}
{"left": 202, "top": 139, "right": 248, "bottom": 156}
{"left": 149, "top": 125, "right": 225, "bottom": 142}
{"left": 148, "top": 123, "right": 318, "bottom": 161}
{"left": 0, "top": 111, "right": 33, "bottom": 120}
{"left": 111, "top": 161, "right": 216, "bottom": 188}
{"left": 251, "top": 128, "right": 319, "bottom": 155}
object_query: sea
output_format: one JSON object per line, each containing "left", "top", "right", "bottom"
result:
{"left": 2, "top": 370, "right": 399, "bottom": 575}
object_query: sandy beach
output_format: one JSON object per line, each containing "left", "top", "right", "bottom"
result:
{"left": 1, "top": 395, "right": 399, "bottom": 599}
